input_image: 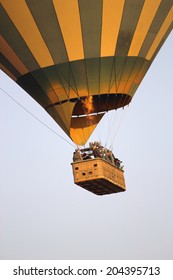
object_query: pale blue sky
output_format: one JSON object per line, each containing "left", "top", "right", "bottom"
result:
{"left": 0, "top": 33, "right": 172, "bottom": 260}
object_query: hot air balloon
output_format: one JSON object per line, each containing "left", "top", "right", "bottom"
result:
{"left": 1, "top": 0, "right": 172, "bottom": 195}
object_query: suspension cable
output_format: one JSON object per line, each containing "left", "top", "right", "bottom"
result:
{"left": 0, "top": 87, "right": 76, "bottom": 148}
{"left": 110, "top": 106, "right": 129, "bottom": 150}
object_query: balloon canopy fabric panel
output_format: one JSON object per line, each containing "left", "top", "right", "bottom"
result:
{"left": 1, "top": 0, "right": 172, "bottom": 145}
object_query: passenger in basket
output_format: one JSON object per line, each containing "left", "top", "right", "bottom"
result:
{"left": 93, "top": 143, "right": 102, "bottom": 158}
{"left": 73, "top": 149, "right": 83, "bottom": 162}
{"left": 104, "top": 149, "right": 115, "bottom": 164}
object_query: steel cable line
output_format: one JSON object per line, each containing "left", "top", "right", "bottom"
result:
{"left": 110, "top": 107, "right": 129, "bottom": 152}
{"left": 0, "top": 87, "right": 76, "bottom": 148}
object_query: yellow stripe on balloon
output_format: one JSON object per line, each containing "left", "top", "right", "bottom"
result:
{"left": 1, "top": 0, "right": 54, "bottom": 68}
{"left": 128, "top": 0, "right": 161, "bottom": 56}
{"left": 101, "top": 0, "right": 125, "bottom": 57}
{"left": 53, "top": 0, "right": 84, "bottom": 61}
{"left": 0, "top": 35, "right": 29, "bottom": 75}
{"left": 146, "top": 6, "right": 173, "bottom": 60}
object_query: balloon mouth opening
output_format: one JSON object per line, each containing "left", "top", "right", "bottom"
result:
{"left": 72, "top": 93, "right": 131, "bottom": 116}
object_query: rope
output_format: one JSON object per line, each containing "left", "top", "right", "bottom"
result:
{"left": 0, "top": 87, "right": 76, "bottom": 148}
{"left": 104, "top": 111, "right": 113, "bottom": 147}
{"left": 110, "top": 106, "right": 129, "bottom": 150}
{"left": 108, "top": 109, "right": 118, "bottom": 150}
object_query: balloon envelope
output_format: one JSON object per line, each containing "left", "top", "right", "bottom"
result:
{"left": 0, "top": 0, "right": 172, "bottom": 145}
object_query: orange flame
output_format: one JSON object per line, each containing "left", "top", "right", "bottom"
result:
{"left": 82, "top": 96, "right": 94, "bottom": 119}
